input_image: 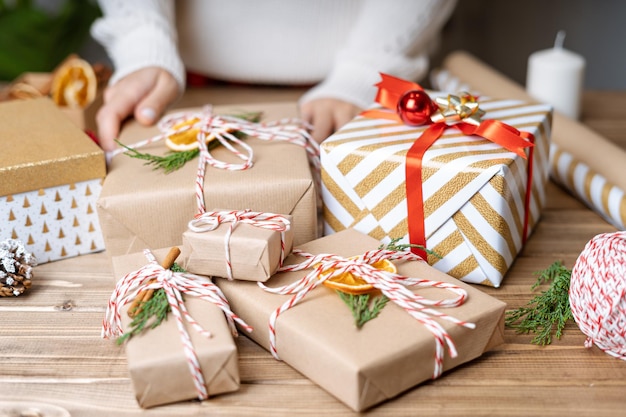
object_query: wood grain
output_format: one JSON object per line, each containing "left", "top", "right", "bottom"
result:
{"left": 1, "top": 89, "right": 624, "bottom": 417}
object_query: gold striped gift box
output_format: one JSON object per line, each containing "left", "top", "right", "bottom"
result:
{"left": 321, "top": 94, "right": 552, "bottom": 287}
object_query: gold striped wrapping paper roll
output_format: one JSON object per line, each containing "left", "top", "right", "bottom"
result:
{"left": 321, "top": 94, "right": 552, "bottom": 287}
{"left": 550, "top": 144, "right": 626, "bottom": 229}
{"left": 430, "top": 51, "right": 626, "bottom": 231}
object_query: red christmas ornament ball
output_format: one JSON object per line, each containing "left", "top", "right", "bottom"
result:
{"left": 397, "top": 90, "right": 435, "bottom": 126}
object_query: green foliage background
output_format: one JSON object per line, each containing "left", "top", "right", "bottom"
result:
{"left": 0, "top": 0, "right": 101, "bottom": 81}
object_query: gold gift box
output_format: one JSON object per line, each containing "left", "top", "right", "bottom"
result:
{"left": 0, "top": 97, "right": 106, "bottom": 262}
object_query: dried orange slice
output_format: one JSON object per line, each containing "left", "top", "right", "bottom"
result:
{"left": 319, "top": 256, "right": 397, "bottom": 295}
{"left": 50, "top": 57, "right": 97, "bottom": 108}
{"left": 164, "top": 118, "right": 221, "bottom": 151}
{"left": 165, "top": 117, "right": 202, "bottom": 151}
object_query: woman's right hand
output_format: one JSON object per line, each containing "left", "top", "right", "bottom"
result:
{"left": 96, "top": 67, "right": 179, "bottom": 152}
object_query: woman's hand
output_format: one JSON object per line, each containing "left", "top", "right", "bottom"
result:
{"left": 299, "top": 98, "right": 361, "bottom": 143}
{"left": 96, "top": 67, "right": 179, "bottom": 152}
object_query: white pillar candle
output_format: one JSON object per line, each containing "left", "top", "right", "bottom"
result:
{"left": 526, "top": 31, "right": 586, "bottom": 119}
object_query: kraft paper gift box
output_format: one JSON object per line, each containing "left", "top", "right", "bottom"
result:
{"left": 110, "top": 248, "right": 241, "bottom": 408}
{"left": 0, "top": 71, "right": 103, "bottom": 133}
{"left": 0, "top": 97, "right": 106, "bottom": 263}
{"left": 215, "top": 228, "right": 506, "bottom": 412}
{"left": 97, "top": 102, "right": 318, "bottom": 258}
{"left": 321, "top": 90, "right": 552, "bottom": 287}
{"left": 181, "top": 209, "right": 293, "bottom": 281}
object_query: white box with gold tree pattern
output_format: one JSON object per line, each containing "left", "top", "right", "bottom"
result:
{"left": 0, "top": 98, "right": 106, "bottom": 263}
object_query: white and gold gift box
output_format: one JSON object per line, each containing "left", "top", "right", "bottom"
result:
{"left": 321, "top": 94, "right": 552, "bottom": 287}
{"left": 0, "top": 98, "right": 106, "bottom": 263}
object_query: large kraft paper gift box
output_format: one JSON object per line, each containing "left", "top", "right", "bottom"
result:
{"left": 321, "top": 84, "right": 552, "bottom": 287}
{"left": 109, "top": 248, "right": 242, "bottom": 408}
{"left": 97, "top": 102, "right": 318, "bottom": 258}
{"left": 0, "top": 97, "right": 106, "bottom": 263}
{"left": 215, "top": 229, "right": 506, "bottom": 411}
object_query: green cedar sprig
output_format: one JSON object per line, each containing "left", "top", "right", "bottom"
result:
{"left": 337, "top": 291, "right": 389, "bottom": 329}
{"left": 116, "top": 111, "right": 263, "bottom": 173}
{"left": 116, "top": 262, "right": 186, "bottom": 345}
{"left": 505, "top": 261, "right": 574, "bottom": 345}
{"left": 116, "top": 141, "right": 199, "bottom": 174}
{"left": 381, "top": 237, "right": 442, "bottom": 259}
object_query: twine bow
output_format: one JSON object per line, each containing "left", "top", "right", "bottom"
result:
{"left": 258, "top": 249, "right": 476, "bottom": 378}
{"left": 102, "top": 249, "right": 252, "bottom": 401}
{"left": 188, "top": 209, "right": 291, "bottom": 280}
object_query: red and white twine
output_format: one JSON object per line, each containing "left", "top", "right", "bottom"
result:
{"left": 102, "top": 250, "right": 252, "bottom": 400}
{"left": 188, "top": 209, "right": 291, "bottom": 280}
{"left": 258, "top": 249, "right": 476, "bottom": 378}
{"left": 570, "top": 231, "right": 626, "bottom": 360}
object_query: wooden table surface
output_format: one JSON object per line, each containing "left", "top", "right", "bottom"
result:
{"left": 1, "top": 87, "right": 625, "bottom": 417}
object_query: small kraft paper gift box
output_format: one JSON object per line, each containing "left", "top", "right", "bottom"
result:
{"left": 105, "top": 247, "right": 249, "bottom": 408}
{"left": 97, "top": 102, "right": 318, "bottom": 258}
{"left": 215, "top": 228, "right": 506, "bottom": 412}
{"left": 0, "top": 55, "right": 108, "bottom": 132}
{"left": 181, "top": 209, "right": 293, "bottom": 281}
{"left": 0, "top": 97, "right": 106, "bottom": 263}
{"left": 321, "top": 74, "right": 552, "bottom": 287}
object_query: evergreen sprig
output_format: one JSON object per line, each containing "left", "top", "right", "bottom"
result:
{"left": 116, "top": 262, "right": 186, "bottom": 345}
{"left": 505, "top": 261, "right": 574, "bottom": 345}
{"left": 380, "top": 237, "right": 442, "bottom": 259}
{"left": 117, "top": 141, "right": 199, "bottom": 173}
{"left": 117, "top": 110, "right": 263, "bottom": 173}
{"left": 337, "top": 291, "right": 389, "bottom": 329}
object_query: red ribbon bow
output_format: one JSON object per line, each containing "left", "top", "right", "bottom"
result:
{"left": 362, "top": 73, "right": 535, "bottom": 259}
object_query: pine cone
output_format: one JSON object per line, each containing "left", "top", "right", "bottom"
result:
{"left": 0, "top": 239, "right": 36, "bottom": 297}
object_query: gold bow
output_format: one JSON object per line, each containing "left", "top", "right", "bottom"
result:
{"left": 431, "top": 93, "right": 485, "bottom": 126}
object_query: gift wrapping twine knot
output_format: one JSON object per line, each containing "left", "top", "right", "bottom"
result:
{"left": 188, "top": 209, "right": 291, "bottom": 280}
{"left": 570, "top": 231, "right": 626, "bottom": 360}
{"left": 258, "top": 249, "right": 475, "bottom": 378}
{"left": 102, "top": 249, "right": 252, "bottom": 401}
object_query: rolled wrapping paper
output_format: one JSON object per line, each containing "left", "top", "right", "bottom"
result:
{"left": 431, "top": 51, "right": 626, "bottom": 230}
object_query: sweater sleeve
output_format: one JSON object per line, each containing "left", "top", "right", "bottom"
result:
{"left": 299, "top": 0, "right": 457, "bottom": 109}
{"left": 90, "top": 0, "right": 186, "bottom": 91}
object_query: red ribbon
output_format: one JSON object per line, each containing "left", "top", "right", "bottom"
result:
{"left": 362, "top": 73, "right": 535, "bottom": 260}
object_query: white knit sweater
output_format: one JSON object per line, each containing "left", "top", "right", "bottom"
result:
{"left": 91, "top": 0, "right": 456, "bottom": 108}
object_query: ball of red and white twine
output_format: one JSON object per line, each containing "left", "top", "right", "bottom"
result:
{"left": 570, "top": 231, "right": 626, "bottom": 360}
